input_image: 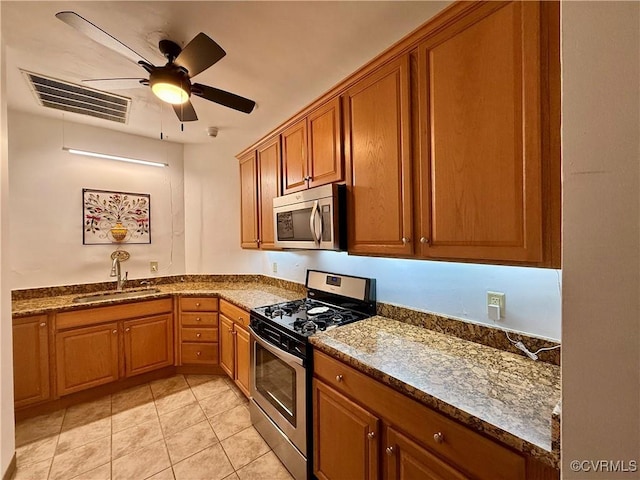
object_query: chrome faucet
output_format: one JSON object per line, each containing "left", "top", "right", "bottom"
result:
{"left": 110, "top": 254, "right": 128, "bottom": 291}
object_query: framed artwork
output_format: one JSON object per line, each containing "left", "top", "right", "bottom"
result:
{"left": 83, "top": 188, "right": 151, "bottom": 245}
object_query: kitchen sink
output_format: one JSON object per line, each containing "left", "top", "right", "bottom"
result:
{"left": 72, "top": 287, "right": 162, "bottom": 303}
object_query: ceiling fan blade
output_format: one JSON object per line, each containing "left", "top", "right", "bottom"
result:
{"left": 82, "top": 78, "right": 146, "bottom": 90}
{"left": 174, "top": 33, "right": 226, "bottom": 78}
{"left": 192, "top": 83, "right": 255, "bottom": 114}
{"left": 56, "top": 11, "right": 151, "bottom": 66}
{"left": 172, "top": 101, "right": 198, "bottom": 122}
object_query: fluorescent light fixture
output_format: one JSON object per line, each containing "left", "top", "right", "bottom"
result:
{"left": 63, "top": 147, "right": 168, "bottom": 168}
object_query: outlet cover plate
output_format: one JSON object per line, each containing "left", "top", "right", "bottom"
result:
{"left": 487, "top": 291, "right": 505, "bottom": 310}
{"left": 150, "top": 261, "right": 159, "bottom": 273}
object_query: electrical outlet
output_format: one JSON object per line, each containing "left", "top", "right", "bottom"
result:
{"left": 487, "top": 291, "right": 505, "bottom": 313}
{"left": 272, "top": 262, "right": 278, "bottom": 273}
{"left": 150, "top": 261, "right": 159, "bottom": 273}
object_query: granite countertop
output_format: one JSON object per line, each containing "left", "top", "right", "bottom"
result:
{"left": 12, "top": 281, "right": 303, "bottom": 317}
{"left": 13, "top": 280, "right": 560, "bottom": 468}
{"left": 309, "top": 316, "right": 561, "bottom": 468}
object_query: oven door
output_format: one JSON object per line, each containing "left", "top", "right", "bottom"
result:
{"left": 249, "top": 327, "right": 307, "bottom": 456}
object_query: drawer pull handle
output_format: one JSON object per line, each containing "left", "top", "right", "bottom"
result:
{"left": 196, "top": 351, "right": 201, "bottom": 356}
{"left": 196, "top": 333, "right": 201, "bottom": 338}
{"left": 40, "top": 322, "right": 46, "bottom": 327}
{"left": 336, "top": 375, "right": 343, "bottom": 382}
{"left": 195, "top": 302, "right": 201, "bottom": 307}
{"left": 385, "top": 446, "right": 394, "bottom": 456}
{"left": 367, "top": 431, "right": 375, "bottom": 439}
{"left": 433, "top": 432, "right": 444, "bottom": 444}
{"left": 238, "top": 317, "right": 243, "bottom": 323}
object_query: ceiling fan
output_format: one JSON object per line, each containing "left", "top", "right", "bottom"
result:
{"left": 55, "top": 11, "right": 256, "bottom": 122}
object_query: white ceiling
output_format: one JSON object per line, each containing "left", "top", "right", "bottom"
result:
{"left": 2, "top": 1, "right": 450, "bottom": 152}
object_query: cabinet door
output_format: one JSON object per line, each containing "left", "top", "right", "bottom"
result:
{"left": 386, "top": 426, "right": 469, "bottom": 480}
{"left": 282, "top": 119, "right": 308, "bottom": 194}
{"left": 219, "top": 314, "right": 235, "bottom": 378}
{"left": 239, "top": 151, "right": 259, "bottom": 249}
{"left": 417, "top": 1, "right": 543, "bottom": 263}
{"left": 56, "top": 322, "right": 119, "bottom": 396}
{"left": 234, "top": 324, "right": 250, "bottom": 397}
{"left": 123, "top": 314, "right": 173, "bottom": 377}
{"left": 308, "top": 97, "right": 343, "bottom": 189}
{"left": 313, "top": 379, "right": 379, "bottom": 480}
{"left": 257, "top": 135, "right": 282, "bottom": 249}
{"left": 13, "top": 316, "right": 50, "bottom": 408}
{"left": 344, "top": 55, "right": 413, "bottom": 256}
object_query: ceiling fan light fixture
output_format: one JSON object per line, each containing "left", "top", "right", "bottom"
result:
{"left": 151, "top": 81, "right": 189, "bottom": 105}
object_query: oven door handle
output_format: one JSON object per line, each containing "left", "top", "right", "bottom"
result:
{"left": 249, "top": 326, "right": 304, "bottom": 366}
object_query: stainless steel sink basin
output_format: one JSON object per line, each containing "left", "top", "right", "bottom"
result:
{"left": 72, "top": 288, "right": 162, "bottom": 304}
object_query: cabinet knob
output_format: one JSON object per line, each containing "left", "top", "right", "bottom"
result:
{"left": 125, "top": 327, "right": 130, "bottom": 333}
{"left": 367, "top": 431, "right": 375, "bottom": 439}
{"left": 196, "top": 351, "right": 201, "bottom": 356}
{"left": 196, "top": 317, "right": 201, "bottom": 322}
{"left": 112, "top": 329, "right": 117, "bottom": 334}
{"left": 385, "top": 446, "right": 395, "bottom": 456}
{"left": 39, "top": 322, "right": 46, "bottom": 327}
{"left": 402, "top": 237, "right": 411, "bottom": 244}
{"left": 433, "top": 432, "right": 444, "bottom": 444}
{"left": 232, "top": 331, "right": 237, "bottom": 336}
{"left": 195, "top": 302, "right": 201, "bottom": 307}
{"left": 196, "top": 333, "right": 201, "bottom": 338}
{"left": 420, "top": 237, "right": 429, "bottom": 244}
{"left": 335, "top": 374, "right": 343, "bottom": 382}
{"left": 228, "top": 328, "right": 233, "bottom": 333}
{"left": 257, "top": 239, "right": 261, "bottom": 245}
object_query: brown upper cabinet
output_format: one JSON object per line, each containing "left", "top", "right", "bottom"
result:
{"left": 282, "top": 97, "right": 343, "bottom": 194}
{"left": 239, "top": 135, "right": 282, "bottom": 250}
{"left": 344, "top": 56, "right": 413, "bottom": 257}
{"left": 413, "top": 1, "right": 557, "bottom": 265}
{"left": 238, "top": 0, "right": 560, "bottom": 267}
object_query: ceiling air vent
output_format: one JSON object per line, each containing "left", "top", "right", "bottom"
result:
{"left": 22, "top": 70, "right": 130, "bottom": 124}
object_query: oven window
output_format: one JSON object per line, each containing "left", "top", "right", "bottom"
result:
{"left": 255, "top": 343, "right": 297, "bottom": 427}
{"left": 276, "top": 210, "right": 314, "bottom": 241}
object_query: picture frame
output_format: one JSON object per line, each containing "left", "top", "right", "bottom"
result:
{"left": 82, "top": 188, "right": 151, "bottom": 245}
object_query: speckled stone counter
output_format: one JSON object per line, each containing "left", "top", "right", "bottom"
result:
{"left": 12, "top": 280, "right": 303, "bottom": 317}
{"left": 309, "top": 316, "right": 561, "bottom": 468}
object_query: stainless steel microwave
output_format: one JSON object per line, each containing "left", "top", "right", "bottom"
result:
{"left": 273, "top": 184, "right": 346, "bottom": 250}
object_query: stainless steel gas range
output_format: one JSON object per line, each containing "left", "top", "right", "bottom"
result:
{"left": 248, "top": 270, "right": 376, "bottom": 480}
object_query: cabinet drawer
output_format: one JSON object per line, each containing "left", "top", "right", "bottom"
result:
{"left": 180, "top": 297, "right": 218, "bottom": 312}
{"left": 181, "top": 343, "right": 218, "bottom": 365}
{"left": 314, "top": 351, "right": 525, "bottom": 480}
{"left": 181, "top": 327, "right": 218, "bottom": 343}
{"left": 219, "top": 300, "right": 250, "bottom": 327}
{"left": 180, "top": 312, "right": 217, "bottom": 327}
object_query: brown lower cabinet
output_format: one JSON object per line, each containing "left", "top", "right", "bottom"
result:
{"left": 55, "top": 299, "right": 173, "bottom": 397}
{"left": 313, "top": 350, "right": 558, "bottom": 480}
{"left": 12, "top": 315, "right": 51, "bottom": 408}
{"left": 178, "top": 296, "right": 219, "bottom": 366}
{"left": 219, "top": 299, "right": 251, "bottom": 397}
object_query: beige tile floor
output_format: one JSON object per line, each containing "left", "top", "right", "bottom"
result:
{"left": 13, "top": 374, "right": 294, "bottom": 480}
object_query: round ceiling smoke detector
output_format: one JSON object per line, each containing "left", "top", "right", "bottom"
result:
{"left": 207, "top": 127, "right": 219, "bottom": 137}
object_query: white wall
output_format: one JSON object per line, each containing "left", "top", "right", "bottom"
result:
{"left": 261, "top": 251, "right": 561, "bottom": 340}
{"left": 561, "top": 2, "right": 640, "bottom": 477}
{"left": 183, "top": 143, "right": 261, "bottom": 274}
{"left": 0, "top": 10, "right": 16, "bottom": 475}
{"left": 8, "top": 111, "right": 186, "bottom": 289}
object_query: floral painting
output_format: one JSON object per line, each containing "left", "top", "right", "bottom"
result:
{"left": 83, "top": 189, "right": 151, "bottom": 244}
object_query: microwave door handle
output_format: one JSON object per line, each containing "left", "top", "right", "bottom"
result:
{"left": 309, "top": 201, "right": 320, "bottom": 243}
{"left": 316, "top": 206, "right": 324, "bottom": 243}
